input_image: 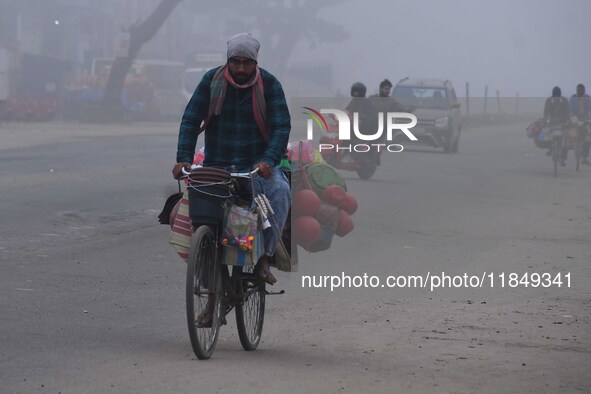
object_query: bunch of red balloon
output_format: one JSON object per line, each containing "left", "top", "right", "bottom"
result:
{"left": 292, "top": 185, "right": 358, "bottom": 249}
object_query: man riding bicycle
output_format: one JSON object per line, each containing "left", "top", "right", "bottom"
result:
{"left": 543, "top": 86, "right": 570, "bottom": 166}
{"left": 569, "top": 83, "right": 591, "bottom": 165}
{"left": 173, "top": 33, "right": 291, "bottom": 287}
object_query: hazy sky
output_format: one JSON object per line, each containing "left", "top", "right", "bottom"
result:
{"left": 290, "top": 0, "right": 591, "bottom": 97}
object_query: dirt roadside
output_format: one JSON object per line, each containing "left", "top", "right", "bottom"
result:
{"left": 0, "top": 121, "right": 178, "bottom": 151}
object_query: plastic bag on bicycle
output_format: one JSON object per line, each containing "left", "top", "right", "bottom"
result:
{"left": 220, "top": 205, "right": 264, "bottom": 267}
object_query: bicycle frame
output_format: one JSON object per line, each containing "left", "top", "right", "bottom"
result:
{"left": 547, "top": 126, "right": 564, "bottom": 177}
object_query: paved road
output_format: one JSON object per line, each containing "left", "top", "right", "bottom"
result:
{"left": 1, "top": 120, "right": 590, "bottom": 393}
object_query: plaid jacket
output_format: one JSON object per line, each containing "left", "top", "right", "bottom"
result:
{"left": 177, "top": 66, "right": 291, "bottom": 169}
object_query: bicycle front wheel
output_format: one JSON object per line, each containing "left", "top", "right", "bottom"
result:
{"left": 186, "top": 225, "right": 222, "bottom": 360}
{"left": 575, "top": 139, "right": 581, "bottom": 172}
{"left": 235, "top": 267, "right": 265, "bottom": 351}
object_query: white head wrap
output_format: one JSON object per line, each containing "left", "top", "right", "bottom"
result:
{"left": 227, "top": 33, "right": 260, "bottom": 61}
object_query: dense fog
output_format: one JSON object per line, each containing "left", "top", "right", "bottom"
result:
{"left": 298, "top": 0, "right": 591, "bottom": 97}
{"left": 1, "top": 0, "right": 589, "bottom": 122}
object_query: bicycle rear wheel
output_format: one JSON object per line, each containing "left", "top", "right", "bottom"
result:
{"left": 235, "top": 267, "right": 265, "bottom": 351}
{"left": 552, "top": 138, "right": 560, "bottom": 177}
{"left": 186, "top": 225, "right": 222, "bottom": 360}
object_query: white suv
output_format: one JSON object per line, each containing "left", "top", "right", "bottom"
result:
{"left": 392, "top": 78, "right": 462, "bottom": 153}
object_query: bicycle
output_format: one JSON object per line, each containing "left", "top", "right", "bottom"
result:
{"left": 569, "top": 119, "right": 590, "bottom": 172}
{"left": 182, "top": 167, "right": 268, "bottom": 360}
{"left": 547, "top": 125, "right": 564, "bottom": 177}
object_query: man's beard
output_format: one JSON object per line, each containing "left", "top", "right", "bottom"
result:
{"left": 230, "top": 70, "right": 255, "bottom": 84}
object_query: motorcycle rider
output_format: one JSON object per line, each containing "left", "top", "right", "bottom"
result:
{"left": 350, "top": 81, "right": 366, "bottom": 98}
{"left": 371, "top": 79, "right": 393, "bottom": 98}
{"left": 350, "top": 80, "right": 410, "bottom": 111}
{"left": 369, "top": 78, "right": 408, "bottom": 112}
{"left": 569, "top": 83, "right": 591, "bottom": 165}
{"left": 343, "top": 82, "right": 369, "bottom": 163}
{"left": 543, "top": 86, "right": 570, "bottom": 166}
{"left": 346, "top": 82, "right": 367, "bottom": 111}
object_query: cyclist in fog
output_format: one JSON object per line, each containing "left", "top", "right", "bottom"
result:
{"left": 173, "top": 33, "right": 291, "bottom": 296}
{"left": 569, "top": 83, "right": 591, "bottom": 165}
{"left": 543, "top": 86, "right": 570, "bottom": 166}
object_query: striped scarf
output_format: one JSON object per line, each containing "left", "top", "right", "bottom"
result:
{"left": 203, "top": 65, "right": 268, "bottom": 142}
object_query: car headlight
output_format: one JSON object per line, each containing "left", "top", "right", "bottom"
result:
{"left": 434, "top": 117, "right": 449, "bottom": 129}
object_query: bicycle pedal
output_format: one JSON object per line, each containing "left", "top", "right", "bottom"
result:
{"left": 221, "top": 317, "right": 228, "bottom": 325}
{"left": 265, "top": 289, "right": 285, "bottom": 295}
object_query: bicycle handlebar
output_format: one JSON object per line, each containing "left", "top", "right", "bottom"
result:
{"left": 180, "top": 166, "right": 260, "bottom": 178}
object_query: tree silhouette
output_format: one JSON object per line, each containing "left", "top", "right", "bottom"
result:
{"left": 224, "top": 0, "right": 349, "bottom": 78}
{"left": 99, "top": 0, "right": 348, "bottom": 118}
{"left": 102, "top": 0, "right": 183, "bottom": 113}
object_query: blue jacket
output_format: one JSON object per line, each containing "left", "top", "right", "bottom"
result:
{"left": 569, "top": 94, "right": 591, "bottom": 121}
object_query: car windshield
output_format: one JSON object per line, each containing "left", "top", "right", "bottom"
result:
{"left": 392, "top": 86, "right": 450, "bottom": 109}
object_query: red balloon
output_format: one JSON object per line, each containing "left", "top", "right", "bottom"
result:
{"left": 339, "top": 192, "right": 358, "bottom": 215}
{"left": 322, "top": 185, "right": 346, "bottom": 206}
{"left": 293, "top": 189, "right": 321, "bottom": 217}
{"left": 293, "top": 216, "right": 321, "bottom": 245}
{"left": 336, "top": 209, "right": 354, "bottom": 237}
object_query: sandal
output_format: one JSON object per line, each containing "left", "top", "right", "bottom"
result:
{"left": 258, "top": 268, "right": 277, "bottom": 285}
{"left": 254, "top": 258, "right": 277, "bottom": 285}
{"left": 196, "top": 310, "right": 214, "bottom": 328}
